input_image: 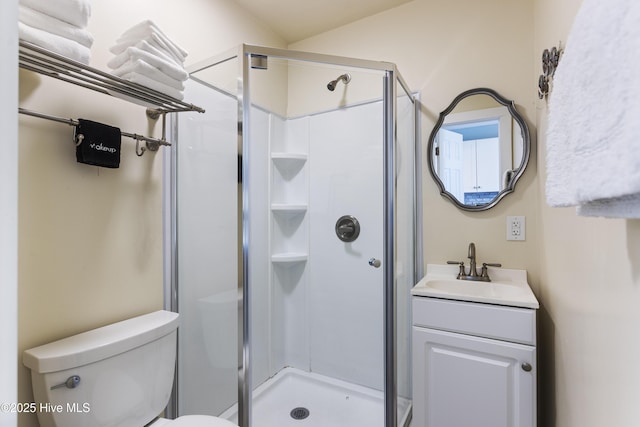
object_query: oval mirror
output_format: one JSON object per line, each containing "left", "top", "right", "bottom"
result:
{"left": 427, "top": 88, "right": 530, "bottom": 211}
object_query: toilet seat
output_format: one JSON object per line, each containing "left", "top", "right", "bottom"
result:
{"left": 151, "top": 415, "right": 238, "bottom": 427}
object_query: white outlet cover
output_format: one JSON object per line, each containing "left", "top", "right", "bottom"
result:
{"left": 507, "top": 215, "right": 526, "bottom": 241}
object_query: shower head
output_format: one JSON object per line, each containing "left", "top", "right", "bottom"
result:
{"left": 327, "top": 73, "right": 351, "bottom": 91}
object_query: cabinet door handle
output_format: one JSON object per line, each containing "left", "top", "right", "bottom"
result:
{"left": 521, "top": 362, "right": 532, "bottom": 372}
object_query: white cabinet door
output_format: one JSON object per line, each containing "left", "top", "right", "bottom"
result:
{"left": 475, "top": 137, "right": 500, "bottom": 193}
{"left": 463, "top": 138, "right": 500, "bottom": 194}
{"left": 413, "top": 327, "right": 535, "bottom": 427}
{"left": 462, "top": 141, "right": 476, "bottom": 194}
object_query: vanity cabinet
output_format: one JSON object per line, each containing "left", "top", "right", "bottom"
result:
{"left": 412, "top": 296, "right": 536, "bottom": 427}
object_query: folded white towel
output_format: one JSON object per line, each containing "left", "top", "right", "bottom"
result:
{"left": 19, "top": 21, "right": 90, "bottom": 64}
{"left": 19, "top": 5, "right": 93, "bottom": 48}
{"left": 112, "top": 39, "right": 179, "bottom": 67}
{"left": 545, "top": 0, "right": 640, "bottom": 218}
{"left": 111, "top": 34, "right": 184, "bottom": 66}
{"left": 19, "top": 0, "right": 91, "bottom": 29}
{"left": 117, "top": 20, "right": 188, "bottom": 63}
{"left": 110, "top": 58, "right": 185, "bottom": 90}
{"left": 149, "top": 32, "right": 184, "bottom": 64}
{"left": 120, "top": 72, "right": 184, "bottom": 101}
{"left": 107, "top": 46, "right": 188, "bottom": 81}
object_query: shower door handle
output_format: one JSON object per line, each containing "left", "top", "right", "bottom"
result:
{"left": 368, "top": 258, "right": 381, "bottom": 268}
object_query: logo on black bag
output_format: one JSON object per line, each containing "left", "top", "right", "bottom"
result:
{"left": 89, "top": 143, "right": 117, "bottom": 154}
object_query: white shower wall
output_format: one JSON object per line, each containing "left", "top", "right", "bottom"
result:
{"left": 307, "top": 104, "right": 384, "bottom": 391}
{"left": 249, "top": 102, "right": 385, "bottom": 393}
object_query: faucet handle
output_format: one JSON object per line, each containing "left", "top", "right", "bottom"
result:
{"left": 447, "top": 260, "right": 466, "bottom": 278}
{"left": 481, "top": 263, "right": 502, "bottom": 279}
{"left": 482, "top": 263, "right": 502, "bottom": 268}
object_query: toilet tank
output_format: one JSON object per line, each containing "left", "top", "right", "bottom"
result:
{"left": 23, "top": 310, "right": 180, "bottom": 427}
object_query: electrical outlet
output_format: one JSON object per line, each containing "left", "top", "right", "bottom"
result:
{"left": 506, "top": 216, "right": 526, "bottom": 241}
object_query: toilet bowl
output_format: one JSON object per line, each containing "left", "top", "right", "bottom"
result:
{"left": 23, "top": 310, "right": 238, "bottom": 427}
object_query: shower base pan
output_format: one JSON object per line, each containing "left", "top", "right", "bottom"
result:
{"left": 220, "top": 367, "right": 411, "bottom": 427}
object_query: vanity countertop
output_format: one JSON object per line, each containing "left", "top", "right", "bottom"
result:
{"left": 412, "top": 264, "right": 539, "bottom": 309}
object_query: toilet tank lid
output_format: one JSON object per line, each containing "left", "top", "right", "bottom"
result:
{"left": 23, "top": 310, "right": 179, "bottom": 374}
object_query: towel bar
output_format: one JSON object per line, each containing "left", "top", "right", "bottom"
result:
{"left": 19, "top": 40, "right": 205, "bottom": 115}
{"left": 18, "top": 107, "right": 170, "bottom": 156}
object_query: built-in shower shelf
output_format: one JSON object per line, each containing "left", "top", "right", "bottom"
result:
{"left": 271, "top": 204, "right": 308, "bottom": 215}
{"left": 272, "top": 153, "right": 308, "bottom": 175}
{"left": 271, "top": 253, "right": 308, "bottom": 265}
{"left": 271, "top": 153, "right": 308, "bottom": 161}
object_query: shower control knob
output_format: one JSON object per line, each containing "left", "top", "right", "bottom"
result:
{"left": 368, "top": 258, "right": 381, "bottom": 268}
{"left": 335, "top": 215, "right": 360, "bottom": 242}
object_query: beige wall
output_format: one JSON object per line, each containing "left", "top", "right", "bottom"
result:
{"left": 535, "top": 0, "right": 640, "bottom": 426}
{"left": 291, "top": 0, "right": 541, "bottom": 288}
{"left": 17, "top": 1, "right": 284, "bottom": 426}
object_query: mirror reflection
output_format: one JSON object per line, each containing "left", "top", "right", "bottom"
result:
{"left": 428, "top": 88, "right": 530, "bottom": 211}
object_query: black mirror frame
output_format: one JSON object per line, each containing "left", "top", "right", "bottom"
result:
{"left": 427, "top": 87, "right": 530, "bottom": 211}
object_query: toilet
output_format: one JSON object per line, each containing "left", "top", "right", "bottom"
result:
{"left": 23, "top": 310, "right": 237, "bottom": 427}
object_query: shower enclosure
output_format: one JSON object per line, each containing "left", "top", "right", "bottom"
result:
{"left": 165, "top": 45, "right": 420, "bottom": 427}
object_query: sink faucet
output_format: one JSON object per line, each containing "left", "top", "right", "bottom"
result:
{"left": 468, "top": 242, "right": 478, "bottom": 278}
{"left": 447, "top": 242, "right": 501, "bottom": 282}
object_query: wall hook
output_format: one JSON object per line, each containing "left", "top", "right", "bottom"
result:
{"left": 135, "top": 137, "right": 146, "bottom": 157}
{"left": 538, "top": 43, "right": 563, "bottom": 99}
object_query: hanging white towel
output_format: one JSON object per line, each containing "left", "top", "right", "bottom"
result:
{"left": 19, "top": 21, "right": 91, "bottom": 64}
{"left": 577, "top": 195, "right": 640, "bottom": 218}
{"left": 19, "top": 0, "right": 91, "bottom": 29}
{"left": 545, "top": 0, "right": 640, "bottom": 218}
{"left": 19, "top": 5, "right": 94, "bottom": 48}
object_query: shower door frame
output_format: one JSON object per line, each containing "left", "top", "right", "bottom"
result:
{"left": 166, "top": 44, "right": 420, "bottom": 427}
{"left": 238, "top": 44, "right": 416, "bottom": 427}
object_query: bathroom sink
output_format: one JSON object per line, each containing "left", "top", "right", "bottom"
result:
{"left": 425, "top": 278, "right": 529, "bottom": 298}
{"left": 412, "top": 264, "right": 539, "bottom": 309}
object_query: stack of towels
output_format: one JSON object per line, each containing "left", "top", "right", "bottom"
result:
{"left": 18, "top": 0, "right": 93, "bottom": 64}
{"left": 107, "top": 20, "right": 189, "bottom": 101}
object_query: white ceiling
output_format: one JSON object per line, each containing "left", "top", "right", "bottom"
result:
{"left": 231, "top": 0, "right": 413, "bottom": 44}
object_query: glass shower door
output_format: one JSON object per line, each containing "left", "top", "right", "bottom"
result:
{"left": 172, "top": 55, "right": 242, "bottom": 418}
{"left": 243, "top": 53, "right": 389, "bottom": 427}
